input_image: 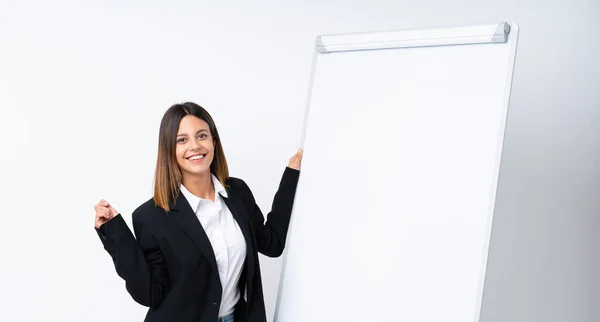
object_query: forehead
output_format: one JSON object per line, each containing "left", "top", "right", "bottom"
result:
{"left": 177, "top": 115, "right": 209, "bottom": 134}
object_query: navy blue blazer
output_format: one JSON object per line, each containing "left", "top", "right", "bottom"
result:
{"left": 96, "top": 167, "right": 300, "bottom": 322}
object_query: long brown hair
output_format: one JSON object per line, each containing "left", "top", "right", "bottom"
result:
{"left": 153, "top": 102, "right": 229, "bottom": 212}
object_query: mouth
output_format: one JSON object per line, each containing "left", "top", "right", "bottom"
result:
{"left": 186, "top": 153, "right": 207, "bottom": 162}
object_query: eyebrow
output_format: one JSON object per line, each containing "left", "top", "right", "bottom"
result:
{"left": 177, "top": 129, "right": 209, "bottom": 137}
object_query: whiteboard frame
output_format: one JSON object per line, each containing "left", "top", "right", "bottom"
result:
{"left": 274, "top": 21, "right": 520, "bottom": 322}
{"left": 316, "top": 22, "right": 511, "bottom": 53}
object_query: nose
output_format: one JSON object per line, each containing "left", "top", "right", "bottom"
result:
{"left": 189, "top": 138, "right": 201, "bottom": 151}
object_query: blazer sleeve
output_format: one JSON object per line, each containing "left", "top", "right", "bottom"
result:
{"left": 95, "top": 211, "right": 169, "bottom": 308}
{"left": 239, "top": 166, "right": 300, "bottom": 257}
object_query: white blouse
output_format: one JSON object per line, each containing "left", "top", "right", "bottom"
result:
{"left": 180, "top": 174, "right": 247, "bottom": 317}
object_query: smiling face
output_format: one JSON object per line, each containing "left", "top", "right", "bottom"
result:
{"left": 175, "top": 115, "right": 215, "bottom": 180}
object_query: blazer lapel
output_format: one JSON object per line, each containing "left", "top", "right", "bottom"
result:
{"left": 223, "top": 194, "right": 255, "bottom": 296}
{"left": 169, "top": 188, "right": 256, "bottom": 299}
{"left": 171, "top": 193, "right": 219, "bottom": 274}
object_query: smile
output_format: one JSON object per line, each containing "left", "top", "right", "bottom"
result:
{"left": 187, "top": 154, "right": 206, "bottom": 161}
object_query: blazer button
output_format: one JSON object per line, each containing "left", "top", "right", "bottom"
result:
{"left": 212, "top": 302, "right": 217, "bottom": 305}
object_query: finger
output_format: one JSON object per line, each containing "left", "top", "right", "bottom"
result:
{"left": 107, "top": 204, "right": 118, "bottom": 215}
{"left": 95, "top": 205, "right": 110, "bottom": 213}
{"left": 97, "top": 208, "right": 111, "bottom": 219}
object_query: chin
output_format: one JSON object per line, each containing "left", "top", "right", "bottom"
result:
{"left": 181, "top": 164, "right": 211, "bottom": 177}
{"left": 184, "top": 166, "right": 209, "bottom": 174}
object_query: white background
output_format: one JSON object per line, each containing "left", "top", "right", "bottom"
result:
{"left": 0, "top": 1, "right": 598, "bottom": 321}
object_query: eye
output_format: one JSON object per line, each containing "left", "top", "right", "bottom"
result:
{"left": 198, "top": 133, "right": 208, "bottom": 139}
{"left": 177, "top": 137, "right": 186, "bottom": 143}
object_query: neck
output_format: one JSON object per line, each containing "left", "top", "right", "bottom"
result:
{"left": 182, "top": 172, "right": 215, "bottom": 202}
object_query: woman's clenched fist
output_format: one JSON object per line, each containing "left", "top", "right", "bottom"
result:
{"left": 94, "top": 199, "right": 119, "bottom": 229}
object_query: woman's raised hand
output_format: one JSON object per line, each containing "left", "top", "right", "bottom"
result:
{"left": 94, "top": 199, "right": 119, "bottom": 229}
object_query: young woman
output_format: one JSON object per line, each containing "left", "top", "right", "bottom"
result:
{"left": 94, "top": 102, "right": 302, "bottom": 322}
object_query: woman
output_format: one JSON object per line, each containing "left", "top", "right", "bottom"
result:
{"left": 94, "top": 102, "right": 302, "bottom": 322}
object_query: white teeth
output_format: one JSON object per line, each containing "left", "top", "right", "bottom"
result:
{"left": 189, "top": 154, "right": 204, "bottom": 160}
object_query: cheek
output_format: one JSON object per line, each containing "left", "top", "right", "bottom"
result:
{"left": 175, "top": 145, "right": 186, "bottom": 160}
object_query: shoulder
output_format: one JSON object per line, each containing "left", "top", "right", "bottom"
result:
{"left": 226, "top": 176, "right": 252, "bottom": 196}
{"left": 131, "top": 197, "right": 165, "bottom": 225}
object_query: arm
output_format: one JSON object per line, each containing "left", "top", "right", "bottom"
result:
{"left": 240, "top": 166, "right": 300, "bottom": 257}
{"left": 96, "top": 212, "right": 169, "bottom": 307}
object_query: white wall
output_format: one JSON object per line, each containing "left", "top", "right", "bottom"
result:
{"left": 0, "top": 1, "right": 597, "bottom": 321}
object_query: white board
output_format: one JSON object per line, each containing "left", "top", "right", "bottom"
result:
{"left": 274, "top": 22, "right": 520, "bottom": 322}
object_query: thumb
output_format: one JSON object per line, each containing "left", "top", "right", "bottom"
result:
{"left": 107, "top": 204, "right": 118, "bottom": 217}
